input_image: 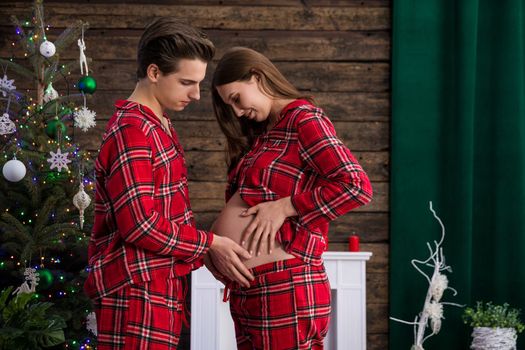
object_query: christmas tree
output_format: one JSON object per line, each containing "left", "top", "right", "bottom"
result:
{"left": 0, "top": 1, "right": 97, "bottom": 349}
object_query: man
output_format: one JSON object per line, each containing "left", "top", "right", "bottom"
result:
{"left": 84, "top": 18, "right": 253, "bottom": 349}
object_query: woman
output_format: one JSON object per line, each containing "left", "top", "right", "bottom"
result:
{"left": 206, "top": 47, "right": 373, "bottom": 350}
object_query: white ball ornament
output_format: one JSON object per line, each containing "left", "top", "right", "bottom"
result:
{"left": 2, "top": 157, "right": 26, "bottom": 182}
{"left": 39, "top": 40, "right": 56, "bottom": 58}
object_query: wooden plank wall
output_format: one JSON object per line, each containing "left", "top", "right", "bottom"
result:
{"left": 0, "top": 1, "right": 390, "bottom": 348}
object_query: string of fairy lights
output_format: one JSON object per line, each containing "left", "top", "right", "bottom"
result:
{"left": 1, "top": 3, "right": 98, "bottom": 349}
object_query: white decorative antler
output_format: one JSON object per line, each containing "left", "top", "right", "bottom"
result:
{"left": 390, "top": 201, "right": 463, "bottom": 349}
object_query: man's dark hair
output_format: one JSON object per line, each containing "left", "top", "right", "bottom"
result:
{"left": 136, "top": 17, "right": 215, "bottom": 79}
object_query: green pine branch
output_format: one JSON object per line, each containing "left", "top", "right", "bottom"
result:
{"left": 0, "top": 207, "right": 78, "bottom": 263}
{"left": 29, "top": 0, "right": 45, "bottom": 80}
{"left": 52, "top": 60, "right": 83, "bottom": 85}
{"left": 43, "top": 60, "right": 59, "bottom": 85}
{"left": 0, "top": 212, "right": 31, "bottom": 243}
{"left": 33, "top": 193, "right": 60, "bottom": 233}
{"left": 54, "top": 20, "right": 89, "bottom": 54}
{"left": 0, "top": 58, "right": 34, "bottom": 80}
{"left": 9, "top": 16, "right": 35, "bottom": 57}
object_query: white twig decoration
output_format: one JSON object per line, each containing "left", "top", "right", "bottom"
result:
{"left": 390, "top": 201, "right": 463, "bottom": 350}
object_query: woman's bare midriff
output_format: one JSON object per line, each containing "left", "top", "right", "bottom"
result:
{"left": 211, "top": 191, "right": 295, "bottom": 269}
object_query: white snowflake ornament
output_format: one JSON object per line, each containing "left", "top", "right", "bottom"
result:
{"left": 43, "top": 83, "right": 59, "bottom": 103}
{"left": 47, "top": 148, "right": 71, "bottom": 172}
{"left": 74, "top": 106, "right": 96, "bottom": 132}
{"left": 73, "top": 182, "right": 91, "bottom": 229}
{"left": 0, "top": 112, "right": 16, "bottom": 135}
{"left": 0, "top": 74, "right": 16, "bottom": 97}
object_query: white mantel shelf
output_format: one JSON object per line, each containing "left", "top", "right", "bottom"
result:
{"left": 191, "top": 251, "right": 372, "bottom": 350}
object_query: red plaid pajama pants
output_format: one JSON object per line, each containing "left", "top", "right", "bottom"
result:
{"left": 228, "top": 258, "right": 331, "bottom": 350}
{"left": 93, "top": 276, "right": 186, "bottom": 350}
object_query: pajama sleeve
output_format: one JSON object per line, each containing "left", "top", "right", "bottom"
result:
{"left": 291, "top": 111, "right": 373, "bottom": 229}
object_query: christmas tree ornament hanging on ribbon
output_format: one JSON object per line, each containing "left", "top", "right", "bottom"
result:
{"left": 12, "top": 268, "right": 40, "bottom": 296}
{"left": 2, "top": 154, "right": 26, "bottom": 182}
{"left": 47, "top": 148, "right": 71, "bottom": 172}
{"left": 37, "top": 268, "right": 54, "bottom": 289}
{"left": 47, "top": 109, "right": 71, "bottom": 172}
{"left": 37, "top": 5, "right": 55, "bottom": 58}
{"left": 45, "top": 116, "right": 66, "bottom": 139}
{"left": 78, "top": 24, "right": 89, "bottom": 76}
{"left": 74, "top": 92, "right": 96, "bottom": 132}
{"left": 74, "top": 27, "right": 97, "bottom": 131}
{"left": 39, "top": 40, "right": 56, "bottom": 58}
{"left": 73, "top": 178, "right": 91, "bottom": 229}
{"left": 0, "top": 74, "right": 16, "bottom": 97}
{"left": 0, "top": 95, "right": 16, "bottom": 135}
{"left": 0, "top": 113, "right": 16, "bottom": 135}
{"left": 77, "top": 75, "right": 97, "bottom": 94}
{"left": 43, "top": 82, "right": 59, "bottom": 103}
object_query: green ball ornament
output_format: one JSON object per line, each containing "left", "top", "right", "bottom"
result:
{"left": 78, "top": 76, "right": 97, "bottom": 94}
{"left": 37, "top": 268, "right": 54, "bottom": 289}
{"left": 45, "top": 117, "right": 66, "bottom": 139}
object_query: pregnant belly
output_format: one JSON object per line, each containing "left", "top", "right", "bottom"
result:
{"left": 211, "top": 191, "right": 294, "bottom": 269}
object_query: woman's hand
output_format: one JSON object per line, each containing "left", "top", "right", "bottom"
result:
{"left": 240, "top": 197, "right": 297, "bottom": 256}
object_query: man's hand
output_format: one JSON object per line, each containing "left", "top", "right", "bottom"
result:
{"left": 208, "top": 235, "right": 254, "bottom": 287}
{"left": 240, "top": 197, "right": 297, "bottom": 256}
{"left": 203, "top": 254, "right": 228, "bottom": 285}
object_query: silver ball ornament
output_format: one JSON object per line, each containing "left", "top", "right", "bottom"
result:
{"left": 2, "top": 157, "right": 26, "bottom": 182}
{"left": 39, "top": 40, "right": 56, "bottom": 58}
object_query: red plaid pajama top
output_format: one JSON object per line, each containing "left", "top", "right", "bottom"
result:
{"left": 84, "top": 100, "right": 213, "bottom": 300}
{"left": 226, "top": 99, "right": 373, "bottom": 265}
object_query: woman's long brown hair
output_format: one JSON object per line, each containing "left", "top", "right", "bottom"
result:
{"left": 211, "top": 47, "right": 313, "bottom": 172}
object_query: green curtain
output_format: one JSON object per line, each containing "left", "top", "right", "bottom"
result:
{"left": 391, "top": 0, "right": 525, "bottom": 349}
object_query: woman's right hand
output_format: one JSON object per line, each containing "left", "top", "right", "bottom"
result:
{"left": 240, "top": 196, "right": 297, "bottom": 256}
{"left": 208, "top": 235, "right": 254, "bottom": 287}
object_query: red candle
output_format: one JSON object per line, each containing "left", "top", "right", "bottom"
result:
{"left": 349, "top": 235, "right": 360, "bottom": 252}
